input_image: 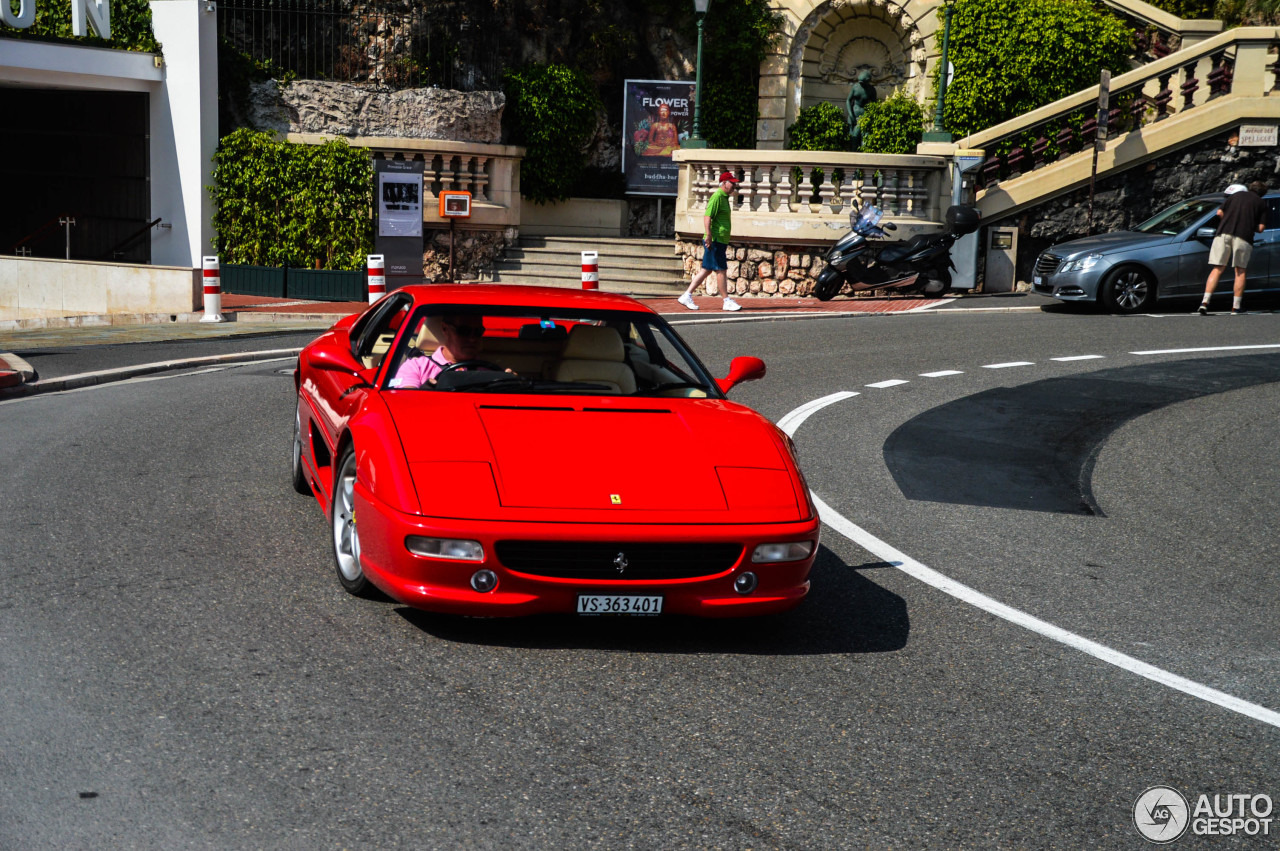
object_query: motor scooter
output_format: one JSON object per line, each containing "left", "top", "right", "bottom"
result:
{"left": 812, "top": 202, "right": 981, "bottom": 301}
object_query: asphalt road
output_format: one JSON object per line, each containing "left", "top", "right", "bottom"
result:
{"left": 2, "top": 307, "right": 1278, "bottom": 849}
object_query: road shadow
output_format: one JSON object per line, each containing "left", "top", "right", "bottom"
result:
{"left": 885, "top": 353, "right": 1280, "bottom": 515}
{"left": 394, "top": 544, "right": 909, "bottom": 655}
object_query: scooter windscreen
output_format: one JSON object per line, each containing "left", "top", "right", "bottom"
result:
{"left": 853, "top": 204, "right": 884, "bottom": 234}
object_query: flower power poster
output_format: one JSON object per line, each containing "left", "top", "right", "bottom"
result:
{"left": 622, "top": 79, "right": 695, "bottom": 196}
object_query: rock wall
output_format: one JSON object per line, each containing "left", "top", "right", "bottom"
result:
{"left": 424, "top": 226, "right": 517, "bottom": 283}
{"left": 995, "top": 131, "right": 1280, "bottom": 284}
{"left": 249, "top": 80, "right": 505, "bottom": 143}
{"left": 675, "top": 241, "right": 830, "bottom": 298}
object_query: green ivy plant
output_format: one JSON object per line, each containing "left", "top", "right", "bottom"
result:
{"left": 700, "top": 0, "right": 785, "bottom": 149}
{"left": 787, "top": 102, "right": 855, "bottom": 153}
{"left": 502, "top": 64, "right": 603, "bottom": 204}
{"left": 211, "top": 130, "right": 373, "bottom": 271}
{"left": 859, "top": 91, "right": 925, "bottom": 155}
{"left": 0, "top": 0, "right": 160, "bottom": 53}
{"left": 938, "top": 0, "right": 1133, "bottom": 139}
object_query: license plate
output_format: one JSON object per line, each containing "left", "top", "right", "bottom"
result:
{"left": 576, "top": 595, "right": 663, "bottom": 616}
{"left": 1033, "top": 275, "right": 1043, "bottom": 286}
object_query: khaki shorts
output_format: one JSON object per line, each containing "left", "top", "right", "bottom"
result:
{"left": 1209, "top": 234, "right": 1253, "bottom": 268}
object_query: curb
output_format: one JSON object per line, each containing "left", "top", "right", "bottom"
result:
{"left": 0, "top": 348, "right": 303, "bottom": 399}
{"left": 0, "top": 352, "right": 37, "bottom": 388}
{"left": 0, "top": 311, "right": 342, "bottom": 332}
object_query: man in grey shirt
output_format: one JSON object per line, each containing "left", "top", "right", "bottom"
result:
{"left": 1198, "top": 180, "right": 1268, "bottom": 315}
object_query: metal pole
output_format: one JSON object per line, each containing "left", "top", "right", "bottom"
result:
{"left": 931, "top": 4, "right": 952, "bottom": 133}
{"left": 685, "top": 13, "right": 708, "bottom": 148}
{"left": 60, "top": 217, "right": 75, "bottom": 259}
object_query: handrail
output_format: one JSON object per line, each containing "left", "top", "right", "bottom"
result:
{"left": 101, "top": 217, "right": 162, "bottom": 260}
{"left": 11, "top": 214, "right": 76, "bottom": 255}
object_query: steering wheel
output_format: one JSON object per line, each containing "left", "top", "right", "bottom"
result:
{"left": 436, "top": 359, "right": 504, "bottom": 377}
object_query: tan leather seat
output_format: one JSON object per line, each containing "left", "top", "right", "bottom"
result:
{"left": 552, "top": 325, "right": 636, "bottom": 394}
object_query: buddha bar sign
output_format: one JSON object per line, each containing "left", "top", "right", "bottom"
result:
{"left": 2, "top": 0, "right": 112, "bottom": 39}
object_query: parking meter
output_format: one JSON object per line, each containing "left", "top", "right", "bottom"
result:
{"left": 951, "top": 149, "right": 985, "bottom": 290}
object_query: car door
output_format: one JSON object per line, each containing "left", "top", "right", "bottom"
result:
{"left": 1255, "top": 195, "right": 1280, "bottom": 291}
{"left": 1173, "top": 210, "right": 1219, "bottom": 296}
{"left": 304, "top": 294, "right": 412, "bottom": 463}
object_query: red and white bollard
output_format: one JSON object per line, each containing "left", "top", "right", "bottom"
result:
{"left": 367, "top": 254, "right": 386, "bottom": 304}
{"left": 200, "top": 256, "right": 224, "bottom": 323}
{"left": 581, "top": 250, "right": 599, "bottom": 290}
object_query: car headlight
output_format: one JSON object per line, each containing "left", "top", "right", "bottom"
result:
{"left": 751, "top": 541, "right": 815, "bottom": 563}
{"left": 405, "top": 536, "right": 485, "bottom": 561}
{"left": 1059, "top": 253, "right": 1103, "bottom": 273}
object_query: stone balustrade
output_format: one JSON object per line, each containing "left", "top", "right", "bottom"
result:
{"left": 287, "top": 134, "right": 523, "bottom": 230}
{"left": 958, "top": 27, "right": 1279, "bottom": 194}
{"left": 672, "top": 148, "right": 949, "bottom": 245}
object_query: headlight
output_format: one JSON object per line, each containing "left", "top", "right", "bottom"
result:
{"left": 751, "top": 541, "right": 815, "bottom": 563}
{"left": 1059, "top": 253, "right": 1102, "bottom": 273}
{"left": 405, "top": 536, "right": 485, "bottom": 561}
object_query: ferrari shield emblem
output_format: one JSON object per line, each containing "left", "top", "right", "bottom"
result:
{"left": 610, "top": 494, "right": 622, "bottom": 505}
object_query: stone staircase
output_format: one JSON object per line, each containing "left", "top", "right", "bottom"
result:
{"left": 490, "top": 236, "right": 688, "bottom": 295}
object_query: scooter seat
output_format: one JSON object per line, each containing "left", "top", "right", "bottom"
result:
{"left": 874, "top": 233, "right": 935, "bottom": 264}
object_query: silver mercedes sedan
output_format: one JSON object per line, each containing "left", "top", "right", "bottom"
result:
{"left": 1032, "top": 193, "right": 1280, "bottom": 313}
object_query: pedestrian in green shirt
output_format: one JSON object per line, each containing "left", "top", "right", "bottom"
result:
{"left": 678, "top": 171, "right": 741, "bottom": 312}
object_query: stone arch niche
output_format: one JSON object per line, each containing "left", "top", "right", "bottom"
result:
{"left": 758, "top": 0, "right": 941, "bottom": 150}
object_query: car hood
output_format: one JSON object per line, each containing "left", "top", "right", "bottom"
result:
{"left": 1048, "top": 231, "right": 1172, "bottom": 257}
{"left": 383, "top": 393, "right": 804, "bottom": 523}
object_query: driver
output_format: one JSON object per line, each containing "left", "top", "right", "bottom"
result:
{"left": 390, "top": 313, "right": 486, "bottom": 389}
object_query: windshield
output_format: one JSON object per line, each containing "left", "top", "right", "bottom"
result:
{"left": 1134, "top": 198, "right": 1220, "bottom": 235}
{"left": 382, "top": 305, "right": 723, "bottom": 398}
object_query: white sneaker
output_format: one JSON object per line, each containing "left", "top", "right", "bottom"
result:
{"left": 722, "top": 297, "right": 741, "bottom": 311}
{"left": 677, "top": 292, "right": 699, "bottom": 310}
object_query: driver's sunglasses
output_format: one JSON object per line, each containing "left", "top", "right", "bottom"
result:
{"left": 444, "top": 322, "right": 485, "bottom": 339}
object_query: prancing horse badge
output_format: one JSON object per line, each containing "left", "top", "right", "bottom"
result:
{"left": 610, "top": 494, "right": 622, "bottom": 505}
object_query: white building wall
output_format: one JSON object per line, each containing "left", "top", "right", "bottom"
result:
{"left": 148, "top": 0, "right": 219, "bottom": 268}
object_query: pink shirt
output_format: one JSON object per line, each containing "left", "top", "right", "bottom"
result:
{"left": 390, "top": 348, "right": 451, "bottom": 388}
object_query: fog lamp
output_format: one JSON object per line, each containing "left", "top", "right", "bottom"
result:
{"left": 734, "top": 572, "right": 758, "bottom": 595}
{"left": 405, "top": 536, "right": 484, "bottom": 561}
{"left": 751, "top": 541, "right": 814, "bottom": 563}
{"left": 470, "top": 569, "right": 498, "bottom": 593}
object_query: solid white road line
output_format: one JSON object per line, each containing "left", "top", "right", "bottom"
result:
{"left": 919, "top": 370, "right": 964, "bottom": 377}
{"left": 983, "top": 361, "right": 1035, "bottom": 369}
{"left": 1051, "top": 355, "right": 1105, "bottom": 361}
{"left": 866, "top": 379, "right": 909, "bottom": 388}
{"left": 780, "top": 391, "right": 1280, "bottom": 730}
{"left": 1132, "top": 343, "right": 1280, "bottom": 355}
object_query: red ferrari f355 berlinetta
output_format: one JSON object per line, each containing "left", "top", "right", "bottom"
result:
{"left": 291, "top": 284, "right": 819, "bottom": 617}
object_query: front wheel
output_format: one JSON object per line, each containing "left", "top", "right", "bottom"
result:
{"left": 331, "top": 446, "right": 372, "bottom": 596}
{"left": 1100, "top": 266, "right": 1155, "bottom": 314}
{"left": 814, "top": 268, "right": 844, "bottom": 301}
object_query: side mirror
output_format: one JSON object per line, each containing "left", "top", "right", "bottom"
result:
{"left": 1195, "top": 227, "right": 1216, "bottom": 241}
{"left": 882, "top": 222, "right": 898, "bottom": 231}
{"left": 306, "top": 346, "right": 367, "bottom": 381}
{"left": 716, "top": 356, "right": 767, "bottom": 394}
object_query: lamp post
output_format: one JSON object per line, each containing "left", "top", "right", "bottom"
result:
{"left": 684, "top": 0, "right": 710, "bottom": 148}
{"left": 923, "top": 0, "right": 956, "bottom": 143}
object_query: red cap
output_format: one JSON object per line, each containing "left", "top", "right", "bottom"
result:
{"left": 718, "top": 171, "right": 740, "bottom": 184}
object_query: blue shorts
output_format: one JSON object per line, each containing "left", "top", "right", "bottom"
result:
{"left": 701, "top": 241, "right": 728, "bottom": 271}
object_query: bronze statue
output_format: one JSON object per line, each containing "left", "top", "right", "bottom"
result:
{"left": 846, "top": 70, "right": 878, "bottom": 150}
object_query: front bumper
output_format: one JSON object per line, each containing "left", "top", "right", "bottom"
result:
{"left": 351, "top": 484, "right": 818, "bottom": 618}
{"left": 1032, "top": 256, "right": 1108, "bottom": 302}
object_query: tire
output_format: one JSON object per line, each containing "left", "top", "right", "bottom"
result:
{"left": 1099, "top": 266, "right": 1155, "bottom": 314}
{"left": 921, "top": 276, "right": 948, "bottom": 296}
{"left": 814, "top": 268, "right": 843, "bottom": 301}
{"left": 332, "top": 446, "right": 372, "bottom": 596}
{"left": 290, "top": 408, "right": 312, "bottom": 495}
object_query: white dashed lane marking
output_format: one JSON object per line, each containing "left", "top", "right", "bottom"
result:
{"left": 1052, "top": 355, "right": 1106, "bottom": 361}
{"left": 982, "top": 361, "right": 1035, "bottom": 369}
{"left": 866, "top": 379, "right": 909, "bottom": 388}
{"left": 919, "top": 370, "right": 964, "bottom": 377}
